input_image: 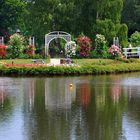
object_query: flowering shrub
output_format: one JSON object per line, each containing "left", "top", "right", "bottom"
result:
{"left": 0, "top": 44, "right": 7, "bottom": 59}
{"left": 26, "top": 45, "right": 35, "bottom": 57}
{"left": 108, "top": 45, "right": 122, "bottom": 58}
{"left": 95, "top": 34, "right": 106, "bottom": 47}
{"left": 77, "top": 36, "right": 91, "bottom": 57}
{"left": 8, "top": 33, "right": 25, "bottom": 58}
{"left": 94, "top": 34, "right": 108, "bottom": 57}
{"left": 65, "top": 41, "right": 76, "bottom": 58}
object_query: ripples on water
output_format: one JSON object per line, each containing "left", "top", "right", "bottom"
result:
{"left": 0, "top": 74, "right": 140, "bottom": 140}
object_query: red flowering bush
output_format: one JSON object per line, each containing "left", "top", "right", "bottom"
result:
{"left": 77, "top": 36, "right": 92, "bottom": 57}
{"left": 26, "top": 45, "right": 35, "bottom": 57}
{"left": 108, "top": 45, "right": 122, "bottom": 58}
{"left": 0, "top": 44, "right": 7, "bottom": 59}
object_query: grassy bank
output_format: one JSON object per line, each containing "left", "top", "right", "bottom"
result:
{"left": 0, "top": 58, "right": 140, "bottom": 76}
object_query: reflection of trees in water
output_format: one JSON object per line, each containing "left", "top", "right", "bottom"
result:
{"left": 22, "top": 76, "right": 130, "bottom": 140}
{"left": 85, "top": 76, "right": 128, "bottom": 140}
{"left": 45, "top": 78, "right": 76, "bottom": 110}
{"left": 23, "top": 77, "right": 78, "bottom": 140}
{"left": 0, "top": 84, "right": 13, "bottom": 124}
{"left": 123, "top": 85, "right": 140, "bottom": 126}
{"left": 76, "top": 83, "right": 91, "bottom": 107}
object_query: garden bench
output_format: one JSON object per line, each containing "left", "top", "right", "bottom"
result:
{"left": 32, "top": 59, "right": 45, "bottom": 64}
{"left": 123, "top": 47, "right": 140, "bottom": 59}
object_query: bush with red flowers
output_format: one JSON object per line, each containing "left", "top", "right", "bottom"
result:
{"left": 0, "top": 44, "right": 7, "bottom": 59}
{"left": 77, "top": 36, "right": 92, "bottom": 58}
{"left": 26, "top": 45, "right": 35, "bottom": 57}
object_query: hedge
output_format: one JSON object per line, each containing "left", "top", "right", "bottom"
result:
{"left": 1, "top": 62, "right": 140, "bottom": 76}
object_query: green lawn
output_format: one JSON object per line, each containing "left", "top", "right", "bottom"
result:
{"left": 1, "top": 58, "right": 140, "bottom": 66}
{"left": 0, "top": 59, "right": 50, "bottom": 64}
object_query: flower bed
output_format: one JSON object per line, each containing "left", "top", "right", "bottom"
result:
{"left": 4, "top": 63, "right": 46, "bottom": 68}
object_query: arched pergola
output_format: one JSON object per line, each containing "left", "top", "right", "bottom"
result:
{"left": 45, "top": 31, "right": 71, "bottom": 56}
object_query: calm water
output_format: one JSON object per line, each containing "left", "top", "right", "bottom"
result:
{"left": 0, "top": 73, "right": 140, "bottom": 140}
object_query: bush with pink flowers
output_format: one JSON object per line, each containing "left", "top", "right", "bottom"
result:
{"left": 108, "top": 45, "right": 122, "bottom": 58}
{"left": 77, "top": 36, "right": 92, "bottom": 58}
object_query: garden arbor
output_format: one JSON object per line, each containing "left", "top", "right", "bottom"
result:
{"left": 45, "top": 31, "right": 71, "bottom": 56}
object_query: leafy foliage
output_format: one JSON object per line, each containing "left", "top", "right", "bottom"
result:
{"left": 130, "top": 31, "right": 140, "bottom": 47}
{"left": 122, "top": 0, "right": 140, "bottom": 34}
{"left": 0, "top": 0, "right": 27, "bottom": 37}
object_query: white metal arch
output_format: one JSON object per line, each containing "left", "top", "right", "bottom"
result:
{"left": 45, "top": 31, "right": 71, "bottom": 56}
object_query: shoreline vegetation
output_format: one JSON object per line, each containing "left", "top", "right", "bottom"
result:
{"left": 0, "top": 59, "right": 140, "bottom": 76}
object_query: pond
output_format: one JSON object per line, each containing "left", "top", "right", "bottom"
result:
{"left": 0, "top": 73, "right": 140, "bottom": 140}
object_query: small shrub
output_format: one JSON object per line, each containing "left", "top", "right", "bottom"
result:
{"left": 32, "top": 54, "right": 43, "bottom": 59}
{"left": 130, "top": 31, "right": 140, "bottom": 47}
{"left": 18, "top": 54, "right": 29, "bottom": 59}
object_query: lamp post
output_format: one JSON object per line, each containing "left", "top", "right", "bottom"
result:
{"left": 16, "top": 29, "right": 21, "bottom": 34}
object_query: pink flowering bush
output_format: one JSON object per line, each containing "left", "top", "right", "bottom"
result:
{"left": 77, "top": 36, "right": 91, "bottom": 58}
{"left": 108, "top": 45, "right": 122, "bottom": 58}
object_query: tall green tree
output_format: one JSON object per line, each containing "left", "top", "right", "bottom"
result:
{"left": 72, "top": 0, "right": 96, "bottom": 36}
{"left": 94, "top": 0, "right": 128, "bottom": 47}
{"left": 96, "top": 0, "right": 123, "bottom": 23}
{"left": 25, "top": 0, "right": 75, "bottom": 45}
{"left": 23, "top": 0, "right": 128, "bottom": 47}
{"left": 122, "top": 0, "right": 140, "bottom": 35}
{"left": 0, "top": 0, "right": 26, "bottom": 38}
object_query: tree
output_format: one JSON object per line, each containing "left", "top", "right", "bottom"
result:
{"left": 21, "top": 0, "right": 128, "bottom": 47}
{"left": 122, "top": 0, "right": 140, "bottom": 35}
{"left": 0, "top": 0, "right": 27, "bottom": 39}
{"left": 96, "top": 0, "right": 124, "bottom": 23}
{"left": 72, "top": 0, "right": 96, "bottom": 36}
{"left": 94, "top": 0, "right": 128, "bottom": 47}
{"left": 24, "top": 0, "right": 75, "bottom": 46}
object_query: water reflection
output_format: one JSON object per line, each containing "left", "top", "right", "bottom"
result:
{"left": 76, "top": 82, "right": 91, "bottom": 107}
{"left": 45, "top": 78, "right": 76, "bottom": 110}
{"left": 0, "top": 74, "right": 140, "bottom": 139}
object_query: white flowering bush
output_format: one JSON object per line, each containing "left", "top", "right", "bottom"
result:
{"left": 65, "top": 41, "right": 76, "bottom": 58}
{"left": 94, "top": 34, "right": 108, "bottom": 58}
{"left": 108, "top": 45, "right": 122, "bottom": 58}
{"left": 8, "top": 33, "right": 26, "bottom": 58}
{"left": 95, "top": 34, "right": 106, "bottom": 46}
